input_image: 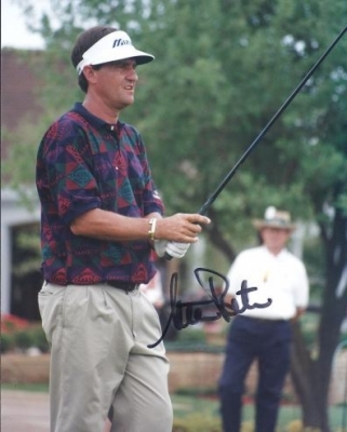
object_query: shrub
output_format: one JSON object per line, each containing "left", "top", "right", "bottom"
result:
{"left": 176, "top": 327, "right": 207, "bottom": 344}
{"left": 14, "top": 330, "right": 35, "bottom": 350}
{"left": 30, "top": 326, "right": 50, "bottom": 353}
{"left": 1, "top": 333, "right": 15, "bottom": 353}
{"left": 1, "top": 314, "right": 29, "bottom": 334}
{"left": 0, "top": 314, "right": 50, "bottom": 353}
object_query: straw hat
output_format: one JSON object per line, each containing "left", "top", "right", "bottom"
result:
{"left": 252, "top": 206, "right": 296, "bottom": 231}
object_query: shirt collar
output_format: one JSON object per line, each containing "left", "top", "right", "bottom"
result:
{"left": 261, "top": 245, "right": 288, "bottom": 258}
{"left": 72, "top": 102, "right": 124, "bottom": 133}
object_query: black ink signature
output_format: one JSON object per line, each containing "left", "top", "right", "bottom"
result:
{"left": 148, "top": 267, "right": 272, "bottom": 349}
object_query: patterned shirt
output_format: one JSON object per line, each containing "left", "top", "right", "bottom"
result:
{"left": 36, "top": 103, "right": 164, "bottom": 285}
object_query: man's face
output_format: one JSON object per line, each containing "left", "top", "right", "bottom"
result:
{"left": 90, "top": 59, "right": 139, "bottom": 110}
{"left": 260, "top": 227, "right": 291, "bottom": 254}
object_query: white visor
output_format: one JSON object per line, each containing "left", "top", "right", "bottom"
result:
{"left": 76, "top": 30, "right": 154, "bottom": 74}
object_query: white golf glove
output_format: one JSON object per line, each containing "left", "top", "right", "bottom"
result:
{"left": 165, "top": 241, "right": 190, "bottom": 259}
{"left": 153, "top": 240, "right": 168, "bottom": 258}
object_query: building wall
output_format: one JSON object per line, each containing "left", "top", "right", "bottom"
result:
{"left": 1, "top": 48, "right": 43, "bottom": 315}
{"left": 1, "top": 189, "right": 40, "bottom": 314}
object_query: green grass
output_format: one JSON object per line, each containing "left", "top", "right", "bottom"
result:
{"left": 2, "top": 383, "right": 346, "bottom": 431}
{"left": 171, "top": 394, "right": 347, "bottom": 431}
{"left": 1, "top": 382, "right": 49, "bottom": 392}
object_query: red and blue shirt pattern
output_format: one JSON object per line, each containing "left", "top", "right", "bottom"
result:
{"left": 36, "top": 103, "right": 164, "bottom": 285}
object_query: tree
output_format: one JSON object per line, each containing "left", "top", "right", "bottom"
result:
{"left": 7, "top": 0, "right": 347, "bottom": 429}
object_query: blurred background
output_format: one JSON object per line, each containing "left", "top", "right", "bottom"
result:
{"left": 1, "top": 0, "right": 346, "bottom": 431}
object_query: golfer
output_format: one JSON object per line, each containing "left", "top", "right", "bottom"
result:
{"left": 36, "top": 25, "right": 210, "bottom": 432}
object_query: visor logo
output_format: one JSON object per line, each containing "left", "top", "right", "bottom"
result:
{"left": 112, "top": 39, "right": 131, "bottom": 47}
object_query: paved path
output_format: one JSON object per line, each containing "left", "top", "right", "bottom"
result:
{"left": 1, "top": 390, "right": 112, "bottom": 432}
{"left": 1, "top": 390, "right": 50, "bottom": 432}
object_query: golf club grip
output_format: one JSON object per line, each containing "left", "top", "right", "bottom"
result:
{"left": 165, "top": 251, "right": 173, "bottom": 260}
{"left": 164, "top": 219, "right": 203, "bottom": 260}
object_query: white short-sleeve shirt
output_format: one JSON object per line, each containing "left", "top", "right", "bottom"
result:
{"left": 226, "top": 246, "right": 309, "bottom": 320}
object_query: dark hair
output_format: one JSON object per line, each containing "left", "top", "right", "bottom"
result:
{"left": 71, "top": 25, "right": 118, "bottom": 93}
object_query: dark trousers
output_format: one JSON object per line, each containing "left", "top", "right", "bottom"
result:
{"left": 219, "top": 316, "right": 292, "bottom": 432}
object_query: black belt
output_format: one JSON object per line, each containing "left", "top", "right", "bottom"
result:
{"left": 104, "top": 281, "right": 139, "bottom": 292}
{"left": 238, "top": 316, "right": 287, "bottom": 324}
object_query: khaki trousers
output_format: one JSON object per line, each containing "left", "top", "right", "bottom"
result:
{"left": 38, "top": 282, "right": 173, "bottom": 432}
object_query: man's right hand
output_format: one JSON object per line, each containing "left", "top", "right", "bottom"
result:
{"left": 155, "top": 213, "right": 211, "bottom": 243}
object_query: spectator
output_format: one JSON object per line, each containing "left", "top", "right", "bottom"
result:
{"left": 219, "top": 206, "right": 309, "bottom": 432}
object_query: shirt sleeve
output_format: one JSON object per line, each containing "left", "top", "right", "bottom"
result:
{"left": 134, "top": 130, "right": 164, "bottom": 216}
{"left": 40, "top": 120, "right": 101, "bottom": 225}
{"left": 293, "top": 260, "right": 310, "bottom": 308}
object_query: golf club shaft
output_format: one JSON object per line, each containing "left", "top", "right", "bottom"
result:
{"left": 165, "top": 25, "right": 346, "bottom": 260}
{"left": 198, "top": 25, "right": 347, "bottom": 215}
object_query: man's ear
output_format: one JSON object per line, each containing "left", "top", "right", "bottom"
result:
{"left": 82, "top": 65, "right": 98, "bottom": 84}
